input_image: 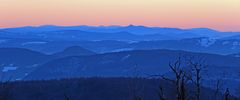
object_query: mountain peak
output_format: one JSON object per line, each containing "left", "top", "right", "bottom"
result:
{"left": 52, "top": 46, "right": 96, "bottom": 58}
{"left": 190, "top": 28, "right": 218, "bottom": 32}
{"left": 126, "top": 24, "right": 146, "bottom": 28}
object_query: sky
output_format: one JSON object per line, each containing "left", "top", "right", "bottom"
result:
{"left": 0, "top": 0, "right": 239, "bottom": 31}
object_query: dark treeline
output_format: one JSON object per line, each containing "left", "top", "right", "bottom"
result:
{"left": 0, "top": 77, "right": 236, "bottom": 100}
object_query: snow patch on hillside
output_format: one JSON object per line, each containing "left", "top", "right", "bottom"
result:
{"left": 232, "top": 41, "right": 240, "bottom": 46}
{"left": 222, "top": 41, "right": 230, "bottom": 45}
{"left": 121, "top": 54, "right": 131, "bottom": 61}
{"left": 22, "top": 42, "right": 47, "bottom": 46}
{"left": 230, "top": 41, "right": 240, "bottom": 49}
{"left": 2, "top": 64, "right": 18, "bottom": 72}
{"left": 112, "top": 48, "right": 133, "bottom": 52}
{"left": 234, "top": 55, "right": 240, "bottom": 57}
{"left": 198, "top": 38, "right": 216, "bottom": 47}
{"left": 0, "top": 39, "right": 8, "bottom": 43}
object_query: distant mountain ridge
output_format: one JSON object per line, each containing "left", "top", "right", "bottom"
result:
{"left": 2, "top": 37, "right": 240, "bottom": 55}
{"left": 1, "top": 25, "right": 240, "bottom": 41}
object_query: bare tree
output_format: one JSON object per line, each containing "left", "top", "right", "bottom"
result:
{"left": 162, "top": 56, "right": 190, "bottom": 100}
{"left": 0, "top": 82, "right": 12, "bottom": 100}
{"left": 134, "top": 95, "right": 142, "bottom": 100}
{"left": 213, "top": 79, "right": 223, "bottom": 100}
{"left": 224, "top": 88, "right": 230, "bottom": 100}
{"left": 64, "top": 93, "right": 70, "bottom": 100}
{"left": 187, "top": 56, "right": 206, "bottom": 100}
{"left": 0, "top": 72, "right": 13, "bottom": 100}
{"left": 127, "top": 64, "right": 144, "bottom": 100}
{"left": 157, "top": 85, "right": 166, "bottom": 100}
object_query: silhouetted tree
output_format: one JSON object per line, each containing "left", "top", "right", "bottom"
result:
{"left": 187, "top": 56, "right": 207, "bottom": 100}
{"left": 162, "top": 57, "right": 190, "bottom": 100}
{"left": 157, "top": 85, "right": 166, "bottom": 100}
{"left": 0, "top": 72, "right": 13, "bottom": 100}
{"left": 134, "top": 95, "right": 142, "bottom": 100}
{"left": 214, "top": 79, "right": 222, "bottom": 100}
{"left": 64, "top": 93, "right": 70, "bottom": 100}
{"left": 128, "top": 65, "right": 143, "bottom": 100}
{"left": 0, "top": 82, "right": 12, "bottom": 100}
{"left": 224, "top": 88, "right": 230, "bottom": 100}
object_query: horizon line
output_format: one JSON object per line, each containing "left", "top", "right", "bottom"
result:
{"left": 0, "top": 24, "right": 239, "bottom": 33}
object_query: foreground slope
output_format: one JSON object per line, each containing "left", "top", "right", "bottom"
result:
{"left": 1, "top": 78, "right": 232, "bottom": 100}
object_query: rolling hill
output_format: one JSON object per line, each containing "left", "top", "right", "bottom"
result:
{"left": 25, "top": 49, "right": 240, "bottom": 80}
{"left": 51, "top": 46, "right": 96, "bottom": 58}
{"left": 0, "top": 47, "right": 95, "bottom": 81}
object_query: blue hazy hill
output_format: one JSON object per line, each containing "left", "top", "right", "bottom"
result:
{"left": 25, "top": 49, "right": 240, "bottom": 80}
{"left": 0, "top": 46, "right": 95, "bottom": 80}
{"left": 2, "top": 25, "right": 240, "bottom": 41}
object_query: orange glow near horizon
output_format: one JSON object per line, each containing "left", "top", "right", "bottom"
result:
{"left": 0, "top": 0, "right": 239, "bottom": 31}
